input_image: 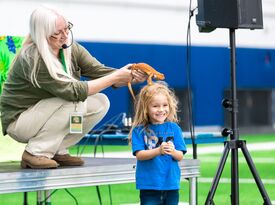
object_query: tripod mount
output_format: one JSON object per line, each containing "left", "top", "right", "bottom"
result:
{"left": 204, "top": 28, "right": 272, "bottom": 205}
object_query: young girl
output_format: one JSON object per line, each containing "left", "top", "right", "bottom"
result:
{"left": 129, "top": 82, "right": 187, "bottom": 205}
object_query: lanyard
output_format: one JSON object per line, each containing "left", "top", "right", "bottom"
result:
{"left": 59, "top": 49, "right": 67, "bottom": 73}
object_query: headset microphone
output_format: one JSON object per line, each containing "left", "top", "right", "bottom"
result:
{"left": 62, "top": 44, "right": 69, "bottom": 49}
{"left": 62, "top": 29, "right": 74, "bottom": 49}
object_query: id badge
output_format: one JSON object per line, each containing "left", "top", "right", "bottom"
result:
{"left": 70, "top": 112, "right": 83, "bottom": 134}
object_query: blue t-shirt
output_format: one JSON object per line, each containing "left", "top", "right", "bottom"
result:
{"left": 131, "top": 122, "right": 187, "bottom": 190}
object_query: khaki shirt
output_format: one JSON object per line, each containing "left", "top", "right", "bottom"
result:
{"left": 0, "top": 42, "right": 115, "bottom": 135}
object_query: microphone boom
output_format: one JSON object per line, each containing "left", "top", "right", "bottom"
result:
{"left": 62, "top": 29, "right": 74, "bottom": 49}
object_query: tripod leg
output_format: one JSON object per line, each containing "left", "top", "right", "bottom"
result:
{"left": 240, "top": 141, "right": 272, "bottom": 205}
{"left": 205, "top": 142, "right": 230, "bottom": 205}
{"left": 231, "top": 141, "right": 239, "bottom": 205}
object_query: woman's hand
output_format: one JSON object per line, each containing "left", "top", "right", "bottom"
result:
{"left": 112, "top": 64, "right": 133, "bottom": 87}
{"left": 131, "top": 69, "right": 147, "bottom": 84}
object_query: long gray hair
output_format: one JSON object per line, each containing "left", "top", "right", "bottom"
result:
{"left": 19, "top": 6, "right": 75, "bottom": 87}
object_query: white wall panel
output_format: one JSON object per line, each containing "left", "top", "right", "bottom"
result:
{"left": 0, "top": 0, "right": 274, "bottom": 48}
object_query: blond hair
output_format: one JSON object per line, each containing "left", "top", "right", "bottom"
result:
{"left": 129, "top": 82, "right": 179, "bottom": 141}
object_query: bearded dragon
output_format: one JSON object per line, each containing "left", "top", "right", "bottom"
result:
{"left": 128, "top": 63, "right": 165, "bottom": 101}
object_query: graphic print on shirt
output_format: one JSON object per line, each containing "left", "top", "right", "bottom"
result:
{"left": 143, "top": 130, "right": 174, "bottom": 150}
{"left": 143, "top": 125, "right": 177, "bottom": 150}
{"left": 144, "top": 134, "right": 159, "bottom": 149}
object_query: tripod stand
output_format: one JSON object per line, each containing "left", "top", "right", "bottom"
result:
{"left": 205, "top": 28, "right": 272, "bottom": 205}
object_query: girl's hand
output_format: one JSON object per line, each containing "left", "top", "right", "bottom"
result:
{"left": 165, "top": 141, "right": 175, "bottom": 155}
{"left": 159, "top": 142, "right": 167, "bottom": 155}
{"left": 160, "top": 142, "right": 175, "bottom": 155}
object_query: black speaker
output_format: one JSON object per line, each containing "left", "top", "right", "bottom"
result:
{"left": 196, "top": 0, "right": 263, "bottom": 32}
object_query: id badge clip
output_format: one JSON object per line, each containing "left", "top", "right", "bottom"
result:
{"left": 70, "top": 112, "right": 83, "bottom": 134}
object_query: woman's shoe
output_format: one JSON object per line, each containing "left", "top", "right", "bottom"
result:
{"left": 21, "top": 151, "right": 59, "bottom": 169}
{"left": 53, "top": 154, "right": 84, "bottom": 166}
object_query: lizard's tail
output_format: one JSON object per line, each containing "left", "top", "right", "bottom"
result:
{"left": 128, "top": 82, "right": 136, "bottom": 101}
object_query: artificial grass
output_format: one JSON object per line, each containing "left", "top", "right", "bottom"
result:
{"left": 197, "top": 138, "right": 275, "bottom": 204}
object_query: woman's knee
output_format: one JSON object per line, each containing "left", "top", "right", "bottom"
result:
{"left": 96, "top": 93, "right": 110, "bottom": 111}
{"left": 86, "top": 93, "right": 110, "bottom": 115}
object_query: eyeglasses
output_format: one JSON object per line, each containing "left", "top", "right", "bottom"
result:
{"left": 51, "top": 22, "right": 73, "bottom": 38}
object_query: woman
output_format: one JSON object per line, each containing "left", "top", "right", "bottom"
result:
{"left": 0, "top": 6, "right": 146, "bottom": 169}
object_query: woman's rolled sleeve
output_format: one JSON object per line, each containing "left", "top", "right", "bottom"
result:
{"left": 40, "top": 80, "right": 89, "bottom": 102}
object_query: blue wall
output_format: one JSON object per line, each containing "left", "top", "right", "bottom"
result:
{"left": 79, "top": 41, "right": 275, "bottom": 127}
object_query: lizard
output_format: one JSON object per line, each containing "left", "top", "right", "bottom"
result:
{"left": 128, "top": 63, "right": 165, "bottom": 101}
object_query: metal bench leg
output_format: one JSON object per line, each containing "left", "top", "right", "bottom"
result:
{"left": 37, "top": 190, "right": 52, "bottom": 205}
{"left": 37, "top": 191, "right": 43, "bottom": 205}
{"left": 189, "top": 177, "right": 197, "bottom": 205}
{"left": 45, "top": 190, "right": 51, "bottom": 205}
